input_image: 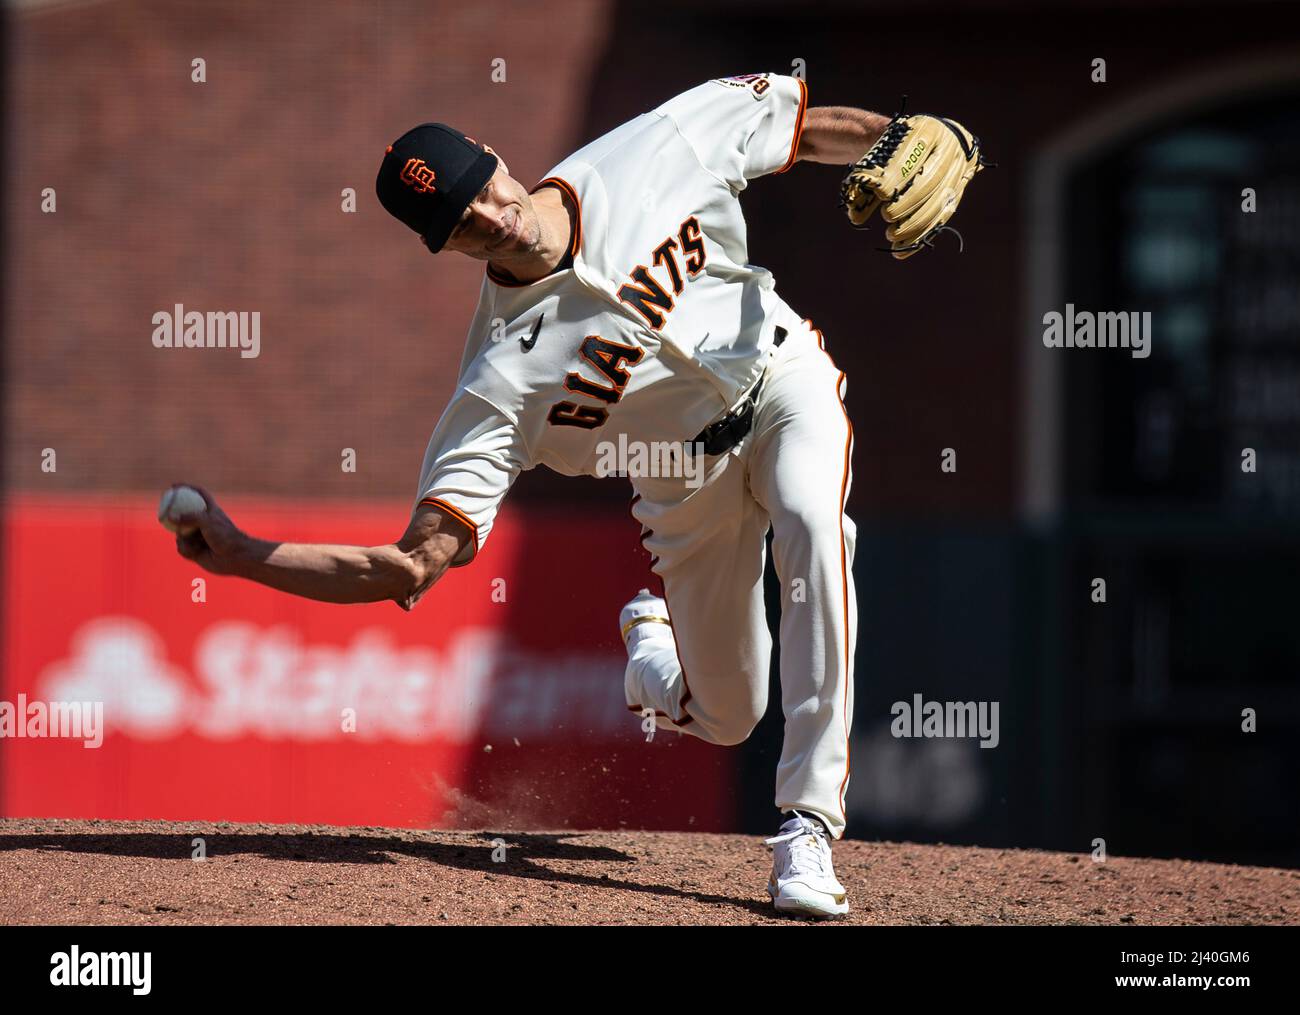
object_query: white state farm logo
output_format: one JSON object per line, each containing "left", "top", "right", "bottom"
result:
{"left": 35, "top": 617, "right": 625, "bottom": 743}
{"left": 41, "top": 619, "right": 190, "bottom": 738}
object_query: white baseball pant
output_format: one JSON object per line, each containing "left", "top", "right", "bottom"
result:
{"left": 625, "top": 318, "right": 857, "bottom": 838}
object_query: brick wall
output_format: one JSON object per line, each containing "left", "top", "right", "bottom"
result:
{"left": 8, "top": 0, "right": 1296, "bottom": 518}
{"left": 6, "top": 0, "right": 613, "bottom": 499}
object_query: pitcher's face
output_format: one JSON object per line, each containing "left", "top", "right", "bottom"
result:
{"left": 441, "top": 153, "right": 540, "bottom": 260}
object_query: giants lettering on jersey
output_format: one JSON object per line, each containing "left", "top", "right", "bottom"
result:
{"left": 616, "top": 216, "right": 707, "bottom": 330}
{"left": 546, "top": 335, "right": 645, "bottom": 430}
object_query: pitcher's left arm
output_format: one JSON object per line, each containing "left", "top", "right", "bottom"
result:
{"left": 796, "top": 106, "right": 891, "bottom": 165}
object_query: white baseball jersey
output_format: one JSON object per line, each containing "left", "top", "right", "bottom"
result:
{"left": 414, "top": 72, "right": 810, "bottom": 564}
{"left": 414, "top": 72, "right": 858, "bottom": 843}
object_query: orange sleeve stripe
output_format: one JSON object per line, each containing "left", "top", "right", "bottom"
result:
{"left": 417, "top": 496, "right": 480, "bottom": 564}
{"left": 776, "top": 76, "right": 809, "bottom": 175}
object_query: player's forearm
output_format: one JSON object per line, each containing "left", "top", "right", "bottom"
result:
{"left": 226, "top": 536, "right": 429, "bottom": 607}
{"left": 798, "top": 107, "right": 891, "bottom": 165}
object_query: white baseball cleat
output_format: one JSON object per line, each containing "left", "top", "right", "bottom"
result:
{"left": 618, "top": 588, "right": 671, "bottom": 648}
{"left": 765, "top": 811, "right": 849, "bottom": 918}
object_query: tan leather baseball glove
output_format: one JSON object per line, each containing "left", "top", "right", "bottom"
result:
{"left": 840, "top": 111, "right": 988, "bottom": 260}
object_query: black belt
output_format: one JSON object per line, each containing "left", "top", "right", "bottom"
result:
{"left": 690, "top": 325, "right": 785, "bottom": 456}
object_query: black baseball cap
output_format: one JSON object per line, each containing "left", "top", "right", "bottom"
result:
{"left": 376, "top": 123, "right": 498, "bottom": 253}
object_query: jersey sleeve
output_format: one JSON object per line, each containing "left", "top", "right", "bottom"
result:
{"left": 413, "top": 389, "right": 524, "bottom": 567}
{"left": 654, "top": 73, "right": 808, "bottom": 190}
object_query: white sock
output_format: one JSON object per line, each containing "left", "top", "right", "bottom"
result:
{"left": 625, "top": 617, "right": 674, "bottom": 653}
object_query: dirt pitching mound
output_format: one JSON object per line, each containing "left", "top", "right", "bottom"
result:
{"left": 1, "top": 818, "right": 1294, "bottom": 925}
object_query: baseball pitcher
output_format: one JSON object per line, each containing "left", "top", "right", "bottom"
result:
{"left": 171, "top": 72, "right": 984, "bottom": 918}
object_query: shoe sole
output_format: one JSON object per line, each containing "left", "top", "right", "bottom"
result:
{"left": 767, "top": 882, "right": 849, "bottom": 919}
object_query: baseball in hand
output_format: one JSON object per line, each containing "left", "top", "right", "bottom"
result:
{"left": 157, "top": 485, "right": 206, "bottom": 535}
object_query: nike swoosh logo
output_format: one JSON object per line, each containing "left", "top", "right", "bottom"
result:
{"left": 521, "top": 313, "right": 544, "bottom": 352}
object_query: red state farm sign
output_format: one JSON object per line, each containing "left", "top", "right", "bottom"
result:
{"left": 0, "top": 496, "right": 735, "bottom": 831}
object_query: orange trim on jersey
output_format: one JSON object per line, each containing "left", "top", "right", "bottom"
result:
{"left": 626, "top": 704, "right": 673, "bottom": 718}
{"left": 537, "top": 176, "right": 583, "bottom": 256}
{"left": 485, "top": 175, "right": 583, "bottom": 288}
{"left": 776, "top": 76, "right": 809, "bottom": 175}
{"left": 799, "top": 320, "right": 852, "bottom": 831}
{"left": 485, "top": 262, "right": 526, "bottom": 287}
{"left": 828, "top": 358, "right": 854, "bottom": 831}
{"left": 416, "top": 496, "right": 480, "bottom": 567}
{"left": 627, "top": 703, "right": 694, "bottom": 730}
{"left": 801, "top": 316, "right": 827, "bottom": 351}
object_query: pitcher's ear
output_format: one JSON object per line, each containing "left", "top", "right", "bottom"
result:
{"left": 482, "top": 144, "right": 507, "bottom": 174}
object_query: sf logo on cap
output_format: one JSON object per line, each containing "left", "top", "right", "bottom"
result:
{"left": 400, "top": 157, "right": 437, "bottom": 194}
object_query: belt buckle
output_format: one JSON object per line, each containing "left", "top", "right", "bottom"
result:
{"left": 690, "top": 359, "right": 769, "bottom": 457}
{"left": 698, "top": 391, "right": 755, "bottom": 456}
